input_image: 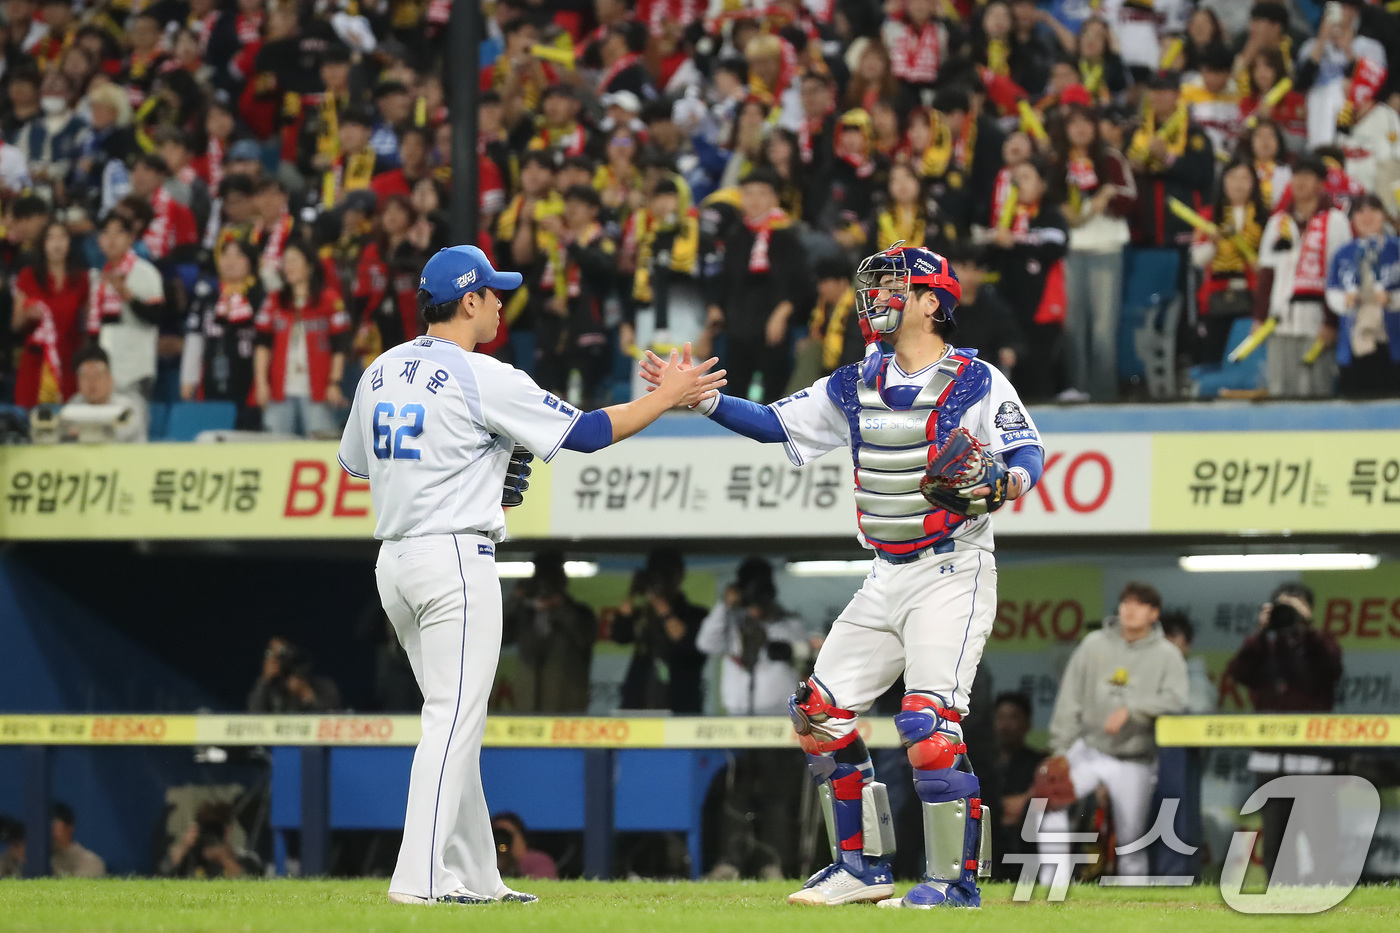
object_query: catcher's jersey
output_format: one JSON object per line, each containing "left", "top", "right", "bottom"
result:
{"left": 337, "top": 335, "right": 580, "bottom": 542}
{"left": 772, "top": 348, "right": 1040, "bottom": 554}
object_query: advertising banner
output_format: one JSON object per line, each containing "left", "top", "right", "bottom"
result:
{"left": 3, "top": 430, "right": 1396, "bottom": 540}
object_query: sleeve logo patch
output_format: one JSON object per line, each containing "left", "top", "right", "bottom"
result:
{"left": 542, "top": 393, "right": 577, "bottom": 418}
{"left": 994, "top": 401, "right": 1029, "bottom": 430}
{"left": 1000, "top": 429, "right": 1037, "bottom": 443}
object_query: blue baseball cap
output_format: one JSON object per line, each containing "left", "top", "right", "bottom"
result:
{"left": 418, "top": 245, "right": 523, "bottom": 305}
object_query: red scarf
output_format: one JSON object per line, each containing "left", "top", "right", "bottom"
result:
{"left": 798, "top": 109, "right": 830, "bottom": 164}
{"left": 215, "top": 278, "right": 256, "bottom": 322}
{"left": 892, "top": 20, "right": 941, "bottom": 84}
{"left": 258, "top": 212, "right": 293, "bottom": 274}
{"left": 1291, "top": 209, "right": 1330, "bottom": 297}
{"left": 990, "top": 167, "right": 1014, "bottom": 225}
{"left": 745, "top": 208, "right": 788, "bottom": 273}
{"left": 89, "top": 251, "right": 138, "bottom": 334}
{"left": 952, "top": 116, "right": 975, "bottom": 169}
{"left": 191, "top": 11, "right": 218, "bottom": 53}
{"left": 127, "top": 48, "right": 163, "bottom": 80}
{"left": 143, "top": 187, "right": 175, "bottom": 259}
{"left": 1066, "top": 155, "right": 1098, "bottom": 192}
{"left": 600, "top": 52, "right": 642, "bottom": 92}
{"left": 235, "top": 13, "right": 262, "bottom": 44}
{"left": 838, "top": 148, "right": 876, "bottom": 178}
{"left": 25, "top": 297, "right": 63, "bottom": 386}
{"left": 1010, "top": 202, "right": 1039, "bottom": 236}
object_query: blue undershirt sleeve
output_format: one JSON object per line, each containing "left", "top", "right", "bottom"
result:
{"left": 559, "top": 409, "right": 614, "bottom": 453}
{"left": 708, "top": 394, "right": 788, "bottom": 444}
{"left": 1005, "top": 445, "right": 1045, "bottom": 488}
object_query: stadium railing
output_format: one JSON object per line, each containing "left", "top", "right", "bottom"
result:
{"left": 3, "top": 712, "right": 1396, "bottom": 880}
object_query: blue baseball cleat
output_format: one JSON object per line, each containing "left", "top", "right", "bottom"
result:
{"left": 879, "top": 878, "right": 981, "bottom": 909}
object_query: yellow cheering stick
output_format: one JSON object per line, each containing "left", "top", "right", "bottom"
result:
{"left": 1159, "top": 37, "right": 1184, "bottom": 72}
{"left": 1167, "top": 197, "right": 1259, "bottom": 264}
{"left": 1018, "top": 101, "right": 1049, "bottom": 145}
{"left": 1245, "top": 78, "right": 1293, "bottom": 129}
{"left": 531, "top": 43, "right": 576, "bottom": 69}
{"left": 997, "top": 186, "right": 1019, "bottom": 230}
{"left": 1302, "top": 336, "right": 1328, "bottom": 365}
{"left": 1228, "top": 318, "right": 1276, "bottom": 362}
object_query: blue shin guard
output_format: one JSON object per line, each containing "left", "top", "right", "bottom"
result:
{"left": 804, "top": 750, "right": 894, "bottom": 887}
{"left": 894, "top": 694, "right": 989, "bottom": 908}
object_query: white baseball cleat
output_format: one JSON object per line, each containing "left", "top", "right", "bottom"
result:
{"left": 437, "top": 888, "right": 494, "bottom": 904}
{"left": 787, "top": 863, "right": 895, "bottom": 906}
{"left": 498, "top": 888, "right": 539, "bottom": 904}
{"left": 387, "top": 892, "right": 430, "bottom": 905}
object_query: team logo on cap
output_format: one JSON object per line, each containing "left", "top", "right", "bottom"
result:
{"left": 455, "top": 269, "right": 477, "bottom": 289}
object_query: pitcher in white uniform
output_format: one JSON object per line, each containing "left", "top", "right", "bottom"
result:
{"left": 642, "top": 244, "right": 1046, "bottom": 908}
{"left": 338, "top": 245, "right": 724, "bottom": 906}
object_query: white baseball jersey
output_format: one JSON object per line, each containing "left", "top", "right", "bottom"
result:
{"left": 771, "top": 352, "right": 1041, "bottom": 553}
{"left": 337, "top": 335, "right": 581, "bottom": 541}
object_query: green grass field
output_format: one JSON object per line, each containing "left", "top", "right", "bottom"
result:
{"left": 1, "top": 880, "right": 1398, "bottom": 933}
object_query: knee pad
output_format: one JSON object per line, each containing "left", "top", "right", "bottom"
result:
{"left": 789, "top": 677, "right": 860, "bottom": 754}
{"left": 894, "top": 692, "right": 966, "bottom": 771}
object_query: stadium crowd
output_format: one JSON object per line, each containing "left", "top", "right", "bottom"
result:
{"left": 2, "top": 0, "right": 1400, "bottom": 443}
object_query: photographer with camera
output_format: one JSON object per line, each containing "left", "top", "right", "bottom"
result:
{"left": 1225, "top": 582, "right": 1344, "bottom": 883}
{"left": 697, "top": 558, "right": 812, "bottom": 879}
{"left": 158, "top": 801, "right": 262, "bottom": 879}
{"left": 247, "top": 637, "right": 342, "bottom": 714}
{"left": 503, "top": 552, "right": 598, "bottom": 713}
{"left": 696, "top": 558, "right": 814, "bottom": 716}
{"left": 611, "top": 547, "right": 708, "bottom": 713}
{"left": 491, "top": 812, "right": 558, "bottom": 880}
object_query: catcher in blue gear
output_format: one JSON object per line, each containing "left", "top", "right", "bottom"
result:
{"left": 640, "top": 242, "right": 1047, "bottom": 908}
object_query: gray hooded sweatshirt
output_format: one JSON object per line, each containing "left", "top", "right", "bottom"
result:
{"left": 1048, "top": 618, "right": 1189, "bottom": 763}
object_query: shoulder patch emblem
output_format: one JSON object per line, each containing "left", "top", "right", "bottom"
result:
{"left": 994, "top": 400, "right": 1029, "bottom": 430}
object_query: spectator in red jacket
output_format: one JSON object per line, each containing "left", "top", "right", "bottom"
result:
{"left": 12, "top": 220, "right": 89, "bottom": 406}
{"left": 128, "top": 153, "right": 199, "bottom": 265}
{"left": 254, "top": 238, "right": 351, "bottom": 437}
{"left": 353, "top": 194, "right": 431, "bottom": 358}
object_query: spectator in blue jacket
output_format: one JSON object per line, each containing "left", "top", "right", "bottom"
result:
{"left": 1326, "top": 193, "right": 1400, "bottom": 397}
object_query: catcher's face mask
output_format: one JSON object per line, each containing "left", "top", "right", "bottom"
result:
{"left": 854, "top": 243, "right": 961, "bottom": 337}
{"left": 854, "top": 245, "right": 913, "bottom": 337}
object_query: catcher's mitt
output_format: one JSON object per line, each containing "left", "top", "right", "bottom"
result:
{"left": 918, "top": 427, "right": 1010, "bottom": 516}
{"left": 501, "top": 446, "right": 534, "bottom": 507}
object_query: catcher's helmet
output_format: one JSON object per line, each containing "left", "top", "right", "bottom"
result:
{"left": 853, "top": 242, "right": 963, "bottom": 337}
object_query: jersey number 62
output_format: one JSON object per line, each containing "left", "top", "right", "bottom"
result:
{"left": 373, "top": 402, "right": 426, "bottom": 461}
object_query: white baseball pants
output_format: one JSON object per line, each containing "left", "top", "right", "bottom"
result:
{"left": 1036, "top": 738, "right": 1157, "bottom": 882}
{"left": 376, "top": 533, "right": 506, "bottom": 901}
{"left": 813, "top": 547, "right": 998, "bottom": 721}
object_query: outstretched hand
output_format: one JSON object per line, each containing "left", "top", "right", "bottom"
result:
{"left": 639, "top": 342, "right": 699, "bottom": 387}
{"left": 650, "top": 344, "right": 726, "bottom": 409}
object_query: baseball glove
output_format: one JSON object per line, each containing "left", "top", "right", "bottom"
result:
{"left": 918, "top": 427, "right": 1010, "bottom": 516}
{"left": 501, "top": 446, "right": 534, "bottom": 507}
